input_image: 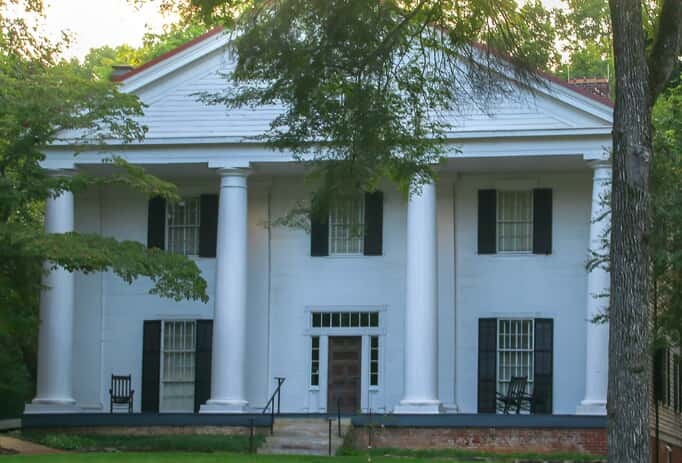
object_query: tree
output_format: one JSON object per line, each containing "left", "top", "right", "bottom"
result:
{"left": 0, "top": 0, "right": 208, "bottom": 416}
{"left": 156, "top": 0, "right": 554, "bottom": 205}
{"left": 607, "top": 0, "right": 681, "bottom": 460}
{"left": 81, "top": 20, "right": 208, "bottom": 80}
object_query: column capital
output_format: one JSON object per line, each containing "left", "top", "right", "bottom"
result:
{"left": 216, "top": 168, "right": 251, "bottom": 178}
{"left": 587, "top": 159, "right": 611, "bottom": 172}
{"left": 217, "top": 168, "right": 250, "bottom": 189}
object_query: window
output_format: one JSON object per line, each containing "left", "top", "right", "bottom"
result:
{"left": 167, "top": 198, "right": 200, "bottom": 255}
{"left": 674, "top": 355, "right": 681, "bottom": 412}
{"left": 496, "top": 191, "right": 533, "bottom": 252}
{"left": 370, "top": 336, "right": 379, "bottom": 387}
{"left": 311, "top": 311, "right": 380, "bottom": 328}
{"left": 311, "top": 336, "right": 320, "bottom": 387}
{"left": 329, "top": 196, "right": 365, "bottom": 255}
{"left": 161, "top": 320, "right": 196, "bottom": 412}
{"left": 497, "top": 319, "right": 534, "bottom": 398}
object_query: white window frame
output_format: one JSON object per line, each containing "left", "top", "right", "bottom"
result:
{"left": 496, "top": 190, "right": 533, "bottom": 253}
{"left": 159, "top": 320, "right": 196, "bottom": 413}
{"left": 496, "top": 318, "right": 534, "bottom": 404}
{"left": 328, "top": 196, "right": 365, "bottom": 256}
{"left": 310, "top": 335, "right": 321, "bottom": 389}
{"left": 369, "top": 335, "right": 380, "bottom": 389}
{"left": 166, "top": 197, "right": 201, "bottom": 256}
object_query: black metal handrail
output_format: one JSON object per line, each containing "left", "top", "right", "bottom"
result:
{"left": 262, "top": 377, "right": 286, "bottom": 434}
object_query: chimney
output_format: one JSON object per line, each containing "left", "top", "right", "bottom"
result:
{"left": 568, "top": 77, "right": 610, "bottom": 99}
{"left": 110, "top": 65, "right": 134, "bottom": 81}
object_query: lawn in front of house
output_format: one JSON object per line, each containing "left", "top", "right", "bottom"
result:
{"left": 0, "top": 453, "right": 471, "bottom": 463}
{"left": 18, "top": 431, "right": 264, "bottom": 453}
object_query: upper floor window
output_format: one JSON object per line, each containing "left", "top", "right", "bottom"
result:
{"left": 496, "top": 191, "right": 533, "bottom": 253}
{"left": 311, "top": 192, "right": 383, "bottom": 257}
{"left": 167, "top": 198, "right": 200, "bottom": 255}
{"left": 329, "top": 196, "right": 365, "bottom": 255}
{"left": 478, "top": 189, "right": 552, "bottom": 255}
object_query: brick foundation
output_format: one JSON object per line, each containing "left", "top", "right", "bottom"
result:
{"left": 350, "top": 426, "right": 607, "bottom": 456}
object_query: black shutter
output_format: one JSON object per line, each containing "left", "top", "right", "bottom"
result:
{"left": 194, "top": 320, "right": 213, "bottom": 412}
{"left": 199, "top": 194, "right": 219, "bottom": 258}
{"left": 141, "top": 320, "right": 161, "bottom": 413}
{"left": 478, "top": 190, "right": 497, "bottom": 254}
{"left": 478, "top": 318, "right": 498, "bottom": 413}
{"left": 310, "top": 204, "right": 329, "bottom": 257}
{"left": 533, "top": 189, "right": 553, "bottom": 255}
{"left": 533, "top": 318, "right": 554, "bottom": 414}
{"left": 364, "top": 191, "right": 384, "bottom": 256}
{"left": 147, "top": 197, "right": 166, "bottom": 250}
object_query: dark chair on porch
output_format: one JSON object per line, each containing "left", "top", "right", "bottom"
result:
{"left": 496, "top": 376, "right": 533, "bottom": 414}
{"left": 109, "top": 374, "right": 134, "bottom": 413}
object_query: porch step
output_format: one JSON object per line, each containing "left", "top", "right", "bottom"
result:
{"left": 258, "top": 417, "right": 351, "bottom": 456}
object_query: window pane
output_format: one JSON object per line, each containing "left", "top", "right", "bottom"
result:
{"left": 312, "top": 313, "right": 321, "bottom": 327}
{"left": 496, "top": 191, "right": 533, "bottom": 252}
{"left": 329, "top": 196, "right": 365, "bottom": 255}
{"left": 167, "top": 198, "right": 201, "bottom": 256}
{"left": 161, "top": 320, "right": 196, "bottom": 412}
{"left": 497, "top": 319, "right": 534, "bottom": 406}
{"left": 360, "top": 313, "right": 369, "bottom": 327}
{"left": 311, "top": 336, "right": 320, "bottom": 386}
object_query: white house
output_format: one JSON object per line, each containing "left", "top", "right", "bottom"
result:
{"left": 26, "top": 28, "right": 614, "bottom": 419}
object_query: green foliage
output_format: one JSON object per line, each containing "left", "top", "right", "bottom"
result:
{"left": 552, "top": 0, "right": 612, "bottom": 81}
{"left": 0, "top": 1, "right": 208, "bottom": 416}
{"left": 20, "top": 432, "right": 265, "bottom": 453}
{"left": 166, "top": 0, "right": 551, "bottom": 211}
{"left": 651, "top": 79, "right": 682, "bottom": 346}
{"left": 81, "top": 20, "right": 209, "bottom": 80}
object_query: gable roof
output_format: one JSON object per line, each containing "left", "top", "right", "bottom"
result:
{"left": 112, "top": 26, "right": 613, "bottom": 110}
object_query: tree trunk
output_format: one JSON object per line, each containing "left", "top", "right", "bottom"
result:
{"left": 607, "top": 0, "right": 652, "bottom": 462}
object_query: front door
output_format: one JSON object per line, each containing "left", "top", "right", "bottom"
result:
{"left": 327, "top": 336, "right": 362, "bottom": 414}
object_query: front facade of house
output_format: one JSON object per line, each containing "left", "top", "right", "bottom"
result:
{"left": 27, "top": 30, "right": 615, "bottom": 418}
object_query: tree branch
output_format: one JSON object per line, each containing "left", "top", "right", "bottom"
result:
{"left": 648, "top": 0, "right": 682, "bottom": 101}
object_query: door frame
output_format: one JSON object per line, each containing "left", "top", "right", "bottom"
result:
{"left": 304, "top": 306, "right": 387, "bottom": 413}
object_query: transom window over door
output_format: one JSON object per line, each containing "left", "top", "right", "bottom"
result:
{"left": 329, "top": 197, "right": 365, "bottom": 255}
{"left": 167, "top": 198, "right": 200, "bottom": 255}
{"left": 497, "top": 319, "right": 534, "bottom": 398}
{"left": 496, "top": 191, "right": 533, "bottom": 252}
{"left": 161, "top": 320, "right": 196, "bottom": 412}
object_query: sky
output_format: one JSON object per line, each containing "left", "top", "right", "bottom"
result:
{"left": 36, "top": 0, "right": 178, "bottom": 59}
{"left": 28, "top": 0, "right": 565, "bottom": 60}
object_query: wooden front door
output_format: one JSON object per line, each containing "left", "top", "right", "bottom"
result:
{"left": 328, "top": 336, "right": 362, "bottom": 414}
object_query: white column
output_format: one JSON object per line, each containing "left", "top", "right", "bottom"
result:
{"left": 25, "top": 188, "right": 78, "bottom": 413}
{"left": 201, "top": 169, "right": 250, "bottom": 413}
{"left": 577, "top": 161, "right": 611, "bottom": 415}
{"left": 394, "top": 180, "right": 442, "bottom": 414}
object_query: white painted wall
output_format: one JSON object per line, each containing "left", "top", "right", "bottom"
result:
{"left": 70, "top": 169, "right": 592, "bottom": 414}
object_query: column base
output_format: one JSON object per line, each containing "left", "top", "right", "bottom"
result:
{"left": 24, "top": 398, "right": 78, "bottom": 414}
{"left": 200, "top": 399, "right": 249, "bottom": 413}
{"left": 576, "top": 400, "right": 606, "bottom": 415}
{"left": 393, "top": 399, "right": 443, "bottom": 414}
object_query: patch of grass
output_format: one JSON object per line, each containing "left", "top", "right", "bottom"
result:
{"left": 0, "top": 453, "right": 473, "bottom": 463}
{"left": 349, "top": 447, "right": 605, "bottom": 462}
{"left": 19, "top": 432, "right": 265, "bottom": 453}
